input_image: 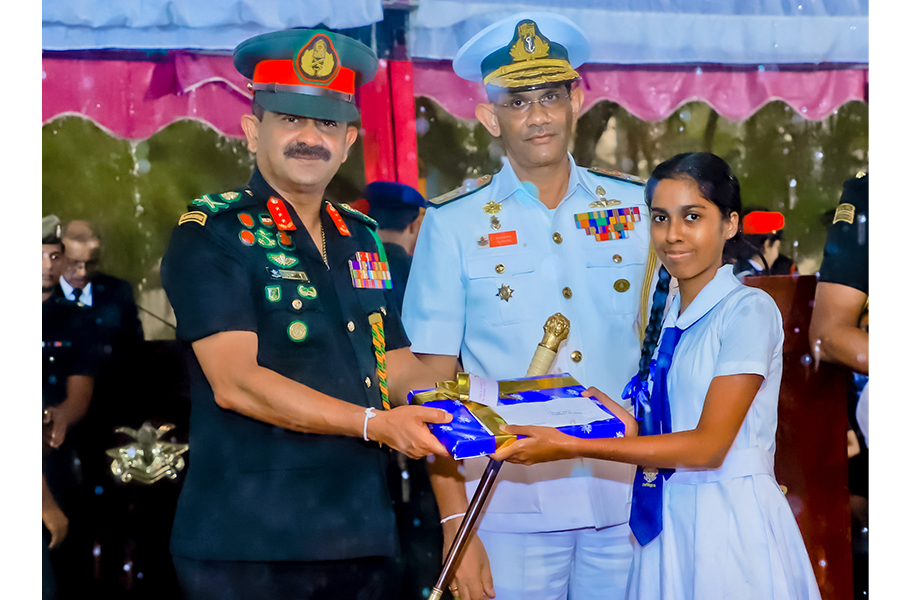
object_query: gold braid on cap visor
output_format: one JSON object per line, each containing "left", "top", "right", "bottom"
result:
{"left": 483, "top": 58, "right": 579, "bottom": 88}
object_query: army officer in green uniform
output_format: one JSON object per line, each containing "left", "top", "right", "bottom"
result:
{"left": 161, "top": 28, "right": 451, "bottom": 600}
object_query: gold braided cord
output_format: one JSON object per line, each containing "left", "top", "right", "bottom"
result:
{"left": 639, "top": 245, "right": 658, "bottom": 345}
{"left": 483, "top": 58, "right": 578, "bottom": 87}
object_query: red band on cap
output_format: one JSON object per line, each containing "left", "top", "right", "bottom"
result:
{"left": 742, "top": 211, "right": 785, "bottom": 235}
{"left": 253, "top": 60, "right": 356, "bottom": 95}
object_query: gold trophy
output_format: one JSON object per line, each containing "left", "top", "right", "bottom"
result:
{"left": 428, "top": 312, "right": 570, "bottom": 600}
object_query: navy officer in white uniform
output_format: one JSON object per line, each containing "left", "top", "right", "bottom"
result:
{"left": 403, "top": 12, "right": 654, "bottom": 600}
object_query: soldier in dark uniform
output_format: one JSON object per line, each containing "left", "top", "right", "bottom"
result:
{"left": 43, "top": 215, "right": 96, "bottom": 599}
{"left": 160, "top": 29, "right": 451, "bottom": 600}
{"left": 809, "top": 172, "right": 869, "bottom": 600}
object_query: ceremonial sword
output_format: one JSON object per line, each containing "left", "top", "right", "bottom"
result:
{"left": 429, "top": 312, "right": 571, "bottom": 600}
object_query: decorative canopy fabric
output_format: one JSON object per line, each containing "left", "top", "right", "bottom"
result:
{"left": 42, "top": 0, "right": 385, "bottom": 50}
{"left": 42, "top": 54, "right": 867, "bottom": 140}
{"left": 409, "top": 0, "right": 869, "bottom": 66}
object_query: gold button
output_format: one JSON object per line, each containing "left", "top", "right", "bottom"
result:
{"left": 495, "top": 264, "right": 506, "bottom": 274}
{"left": 347, "top": 321, "right": 356, "bottom": 332}
{"left": 562, "top": 287, "right": 573, "bottom": 299}
{"left": 571, "top": 350, "right": 583, "bottom": 362}
{"left": 291, "top": 299, "right": 303, "bottom": 310}
{"left": 614, "top": 279, "right": 630, "bottom": 293}
{"left": 612, "top": 254, "right": 623, "bottom": 263}
{"left": 365, "top": 377, "right": 372, "bottom": 388}
{"left": 552, "top": 232, "right": 563, "bottom": 244}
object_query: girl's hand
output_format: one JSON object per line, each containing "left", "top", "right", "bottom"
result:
{"left": 490, "top": 425, "right": 579, "bottom": 465}
{"left": 582, "top": 387, "right": 639, "bottom": 437}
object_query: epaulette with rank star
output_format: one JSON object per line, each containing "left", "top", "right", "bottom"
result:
{"left": 178, "top": 189, "right": 257, "bottom": 226}
{"left": 588, "top": 167, "right": 646, "bottom": 186}
{"left": 333, "top": 201, "right": 379, "bottom": 230}
{"left": 427, "top": 174, "right": 493, "bottom": 208}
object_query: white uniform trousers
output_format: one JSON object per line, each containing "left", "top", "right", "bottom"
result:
{"left": 478, "top": 523, "right": 633, "bottom": 600}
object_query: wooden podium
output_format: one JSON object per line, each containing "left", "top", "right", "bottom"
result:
{"left": 744, "top": 275, "right": 853, "bottom": 600}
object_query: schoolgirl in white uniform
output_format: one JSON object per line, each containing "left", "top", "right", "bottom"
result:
{"left": 493, "top": 152, "right": 821, "bottom": 600}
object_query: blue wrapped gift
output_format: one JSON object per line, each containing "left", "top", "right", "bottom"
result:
{"left": 408, "top": 373, "right": 626, "bottom": 460}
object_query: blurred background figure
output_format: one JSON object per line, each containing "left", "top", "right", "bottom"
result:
{"left": 43, "top": 215, "right": 96, "bottom": 599}
{"left": 731, "top": 208, "right": 795, "bottom": 278}
{"left": 809, "top": 172, "right": 869, "bottom": 600}
{"left": 57, "top": 219, "right": 146, "bottom": 560}
{"left": 365, "top": 181, "right": 441, "bottom": 599}
{"left": 364, "top": 181, "right": 426, "bottom": 304}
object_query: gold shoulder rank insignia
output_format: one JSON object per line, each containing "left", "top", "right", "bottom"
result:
{"left": 588, "top": 167, "right": 646, "bottom": 186}
{"left": 178, "top": 211, "right": 207, "bottom": 227}
{"left": 429, "top": 174, "right": 493, "bottom": 207}
{"left": 833, "top": 203, "right": 856, "bottom": 224}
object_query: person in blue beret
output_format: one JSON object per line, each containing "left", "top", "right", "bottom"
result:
{"left": 365, "top": 181, "right": 427, "bottom": 304}
{"left": 160, "top": 28, "right": 453, "bottom": 600}
{"left": 403, "top": 12, "right": 655, "bottom": 600}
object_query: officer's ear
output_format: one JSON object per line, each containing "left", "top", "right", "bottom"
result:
{"left": 475, "top": 103, "right": 501, "bottom": 138}
{"left": 241, "top": 114, "right": 261, "bottom": 153}
{"left": 341, "top": 125, "right": 359, "bottom": 163}
{"left": 569, "top": 86, "right": 585, "bottom": 131}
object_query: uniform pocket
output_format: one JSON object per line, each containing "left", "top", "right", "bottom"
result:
{"left": 465, "top": 249, "right": 539, "bottom": 325}
{"left": 584, "top": 244, "right": 647, "bottom": 315}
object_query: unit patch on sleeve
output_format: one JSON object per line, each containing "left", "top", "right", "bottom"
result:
{"left": 574, "top": 207, "right": 642, "bottom": 241}
{"left": 349, "top": 252, "right": 393, "bottom": 289}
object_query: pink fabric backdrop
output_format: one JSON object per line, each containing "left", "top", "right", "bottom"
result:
{"left": 42, "top": 54, "right": 867, "bottom": 140}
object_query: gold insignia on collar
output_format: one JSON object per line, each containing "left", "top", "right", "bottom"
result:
{"left": 833, "top": 203, "right": 856, "bottom": 224}
{"left": 483, "top": 200, "right": 502, "bottom": 215}
{"left": 298, "top": 34, "right": 338, "bottom": 82}
{"left": 510, "top": 20, "right": 550, "bottom": 62}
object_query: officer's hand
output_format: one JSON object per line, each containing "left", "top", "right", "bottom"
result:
{"left": 443, "top": 529, "right": 495, "bottom": 600}
{"left": 42, "top": 407, "right": 70, "bottom": 449}
{"left": 367, "top": 405, "right": 452, "bottom": 459}
{"left": 42, "top": 504, "right": 69, "bottom": 549}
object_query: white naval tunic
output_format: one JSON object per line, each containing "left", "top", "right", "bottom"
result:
{"left": 403, "top": 155, "right": 650, "bottom": 534}
{"left": 627, "top": 265, "right": 820, "bottom": 600}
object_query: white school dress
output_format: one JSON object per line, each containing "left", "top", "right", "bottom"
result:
{"left": 627, "top": 265, "right": 821, "bottom": 600}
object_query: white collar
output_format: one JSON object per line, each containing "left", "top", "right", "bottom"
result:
{"left": 491, "top": 154, "right": 593, "bottom": 206}
{"left": 59, "top": 276, "right": 93, "bottom": 306}
{"left": 663, "top": 265, "right": 742, "bottom": 331}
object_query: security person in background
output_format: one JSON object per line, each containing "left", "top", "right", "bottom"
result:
{"left": 43, "top": 215, "right": 96, "bottom": 598}
{"left": 810, "top": 173, "right": 869, "bottom": 440}
{"left": 403, "top": 13, "right": 651, "bottom": 600}
{"left": 160, "top": 28, "right": 451, "bottom": 600}
{"left": 365, "top": 181, "right": 426, "bottom": 303}
{"left": 809, "top": 172, "right": 869, "bottom": 597}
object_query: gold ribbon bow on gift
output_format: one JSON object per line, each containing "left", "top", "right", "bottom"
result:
{"left": 410, "top": 372, "right": 582, "bottom": 450}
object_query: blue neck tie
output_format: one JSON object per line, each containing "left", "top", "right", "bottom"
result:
{"left": 629, "top": 325, "right": 684, "bottom": 546}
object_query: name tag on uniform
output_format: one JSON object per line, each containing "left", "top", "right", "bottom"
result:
{"left": 265, "top": 267, "right": 309, "bottom": 282}
{"left": 574, "top": 207, "right": 641, "bottom": 242}
{"left": 489, "top": 231, "right": 518, "bottom": 247}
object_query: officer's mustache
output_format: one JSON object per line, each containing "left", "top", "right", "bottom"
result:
{"left": 284, "top": 142, "right": 332, "bottom": 161}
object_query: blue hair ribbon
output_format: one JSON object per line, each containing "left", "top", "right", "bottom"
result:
{"left": 621, "top": 364, "right": 654, "bottom": 423}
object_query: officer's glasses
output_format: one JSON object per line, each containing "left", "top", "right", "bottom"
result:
{"left": 494, "top": 91, "right": 571, "bottom": 113}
